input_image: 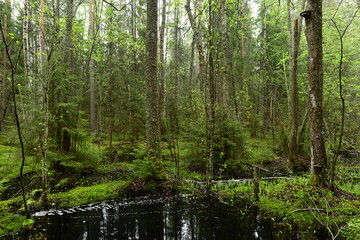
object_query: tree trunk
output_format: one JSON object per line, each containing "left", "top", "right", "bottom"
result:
{"left": 0, "top": 0, "right": 9, "bottom": 132}
{"left": 89, "top": 0, "right": 96, "bottom": 134}
{"left": 158, "top": 0, "right": 166, "bottom": 134}
{"left": 39, "top": 0, "right": 49, "bottom": 202}
{"left": 220, "top": 0, "right": 229, "bottom": 110}
{"left": 185, "top": 0, "right": 205, "bottom": 88}
{"left": 128, "top": 0, "right": 137, "bottom": 142}
{"left": 23, "top": 0, "right": 30, "bottom": 84}
{"left": 146, "top": 0, "right": 163, "bottom": 175}
{"left": 288, "top": 18, "right": 301, "bottom": 164}
{"left": 240, "top": 0, "right": 246, "bottom": 91}
{"left": 108, "top": 41, "right": 114, "bottom": 151}
{"left": 61, "top": 0, "right": 74, "bottom": 152}
{"left": 207, "top": 0, "right": 215, "bottom": 193}
{"left": 301, "top": 0, "right": 328, "bottom": 186}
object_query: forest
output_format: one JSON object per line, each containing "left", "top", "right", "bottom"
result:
{"left": 0, "top": 0, "right": 359, "bottom": 238}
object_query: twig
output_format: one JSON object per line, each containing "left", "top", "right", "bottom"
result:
{"left": 103, "top": 0, "right": 131, "bottom": 11}
{"left": 291, "top": 208, "right": 326, "bottom": 213}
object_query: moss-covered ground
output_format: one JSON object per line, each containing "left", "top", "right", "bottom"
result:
{"left": 0, "top": 140, "right": 359, "bottom": 239}
{"left": 211, "top": 176, "right": 360, "bottom": 239}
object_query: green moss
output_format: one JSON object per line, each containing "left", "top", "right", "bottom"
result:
{"left": 0, "top": 179, "right": 130, "bottom": 237}
{"left": 0, "top": 198, "right": 28, "bottom": 237}
{"left": 212, "top": 175, "right": 360, "bottom": 238}
{"left": 50, "top": 180, "right": 129, "bottom": 208}
{"left": 0, "top": 144, "right": 39, "bottom": 181}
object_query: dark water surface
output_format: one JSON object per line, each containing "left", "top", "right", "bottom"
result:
{"left": 31, "top": 197, "right": 280, "bottom": 240}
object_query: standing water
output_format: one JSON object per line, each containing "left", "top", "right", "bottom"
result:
{"left": 30, "top": 197, "right": 283, "bottom": 240}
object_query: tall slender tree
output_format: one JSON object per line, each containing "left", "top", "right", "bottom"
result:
{"left": 0, "top": 0, "right": 10, "bottom": 132}
{"left": 207, "top": 0, "right": 216, "bottom": 192}
{"left": 288, "top": 18, "right": 301, "bottom": 164}
{"left": 301, "top": 0, "right": 328, "bottom": 186}
{"left": 39, "top": 0, "right": 49, "bottom": 202}
{"left": 89, "top": 0, "right": 96, "bottom": 134}
{"left": 185, "top": 0, "right": 205, "bottom": 88}
{"left": 146, "top": 0, "right": 163, "bottom": 178}
{"left": 158, "top": 0, "right": 166, "bottom": 130}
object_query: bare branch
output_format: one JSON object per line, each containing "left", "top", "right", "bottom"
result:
{"left": 103, "top": 0, "right": 131, "bottom": 11}
{"left": 329, "top": 5, "right": 358, "bottom": 187}
{"left": 291, "top": 208, "right": 326, "bottom": 213}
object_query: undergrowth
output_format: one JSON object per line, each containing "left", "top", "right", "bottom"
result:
{"left": 212, "top": 176, "right": 360, "bottom": 239}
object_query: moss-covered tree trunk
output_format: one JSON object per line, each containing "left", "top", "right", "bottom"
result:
{"left": 301, "top": 0, "right": 328, "bottom": 186}
{"left": 146, "top": 0, "right": 163, "bottom": 178}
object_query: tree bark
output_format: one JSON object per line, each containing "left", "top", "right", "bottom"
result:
{"left": 207, "top": 0, "right": 215, "bottom": 193}
{"left": 240, "top": 0, "right": 246, "bottom": 91}
{"left": 185, "top": 0, "right": 205, "bottom": 88}
{"left": 108, "top": 41, "right": 114, "bottom": 151}
{"left": 158, "top": 0, "right": 166, "bottom": 134}
{"left": 0, "top": 0, "right": 9, "bottom": 132}
{"left": 39, "top": 0, "right": 49, "bottom": 202}
{"left": 23, "top": 0, "right": 30, "bottom": 84}
{"left": 220, "top": 0, "right": 229, "bottom": 109}
{"left": 301, "top": 0, "right": 328, "bottom": 186}
{"left": 61, "top": 0, "right": 74, "bottom": 152}
{"left": 89, "top": 0, "right": 96, "bottom": 134}
{"left": 146, "top": 0, "right": 162, "bottom": 173}
{"left": 288, "top": 18, "right": 301, "bottom": 163}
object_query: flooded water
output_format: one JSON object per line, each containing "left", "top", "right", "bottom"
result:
{"left": 30, "top": 196, "right": 285, "bottom": 240}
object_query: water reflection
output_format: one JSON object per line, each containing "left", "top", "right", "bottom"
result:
{"left": 33, "top": 197, "right": 275, "bottom": 240}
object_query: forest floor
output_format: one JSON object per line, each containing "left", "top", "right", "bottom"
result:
{"left": 0, "top": 141, "right": 359, "bottom": 238}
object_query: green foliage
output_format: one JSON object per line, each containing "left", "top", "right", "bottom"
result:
{"left": 337, "top": 166, "right": 360, "bottom": 196}
{"left": 246, "top": 134, "right": 277, "bottom": 161}
{"left": 340, "top": 181, "right": 360, "bottom": 196}
{"left": 128, "top": 144, "right": 166, "bottom": 187}
{"left": 212, "top": 180, "right": 253, "bottom": 196}
{"left": 0, "top": 144, "right": 39, "bottom": 181}
{"left": 212, "top": 175, "right": 360, "bottom": 238}
{"left": 21, "top": 218, "right": 34, "bottom": 229}
{"left": 46, "top": 131, "right": 101, "bottom": 170}
{"left": 342, "top": 218, "right": 360, "bottom": 240}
